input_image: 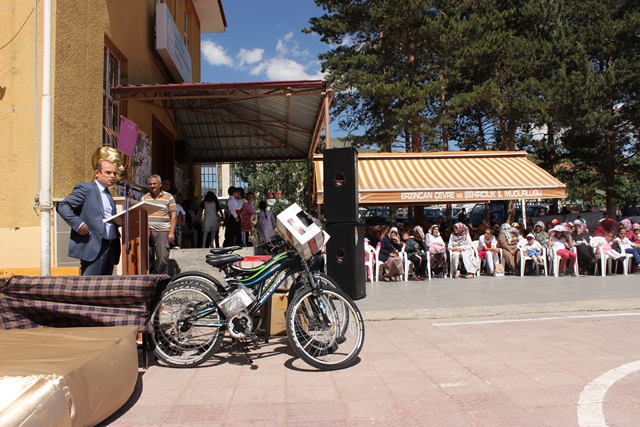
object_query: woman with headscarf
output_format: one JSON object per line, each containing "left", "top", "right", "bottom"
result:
{"left": 426, "top": 224, "right": 448, "bottom": 278}
{"left": 497, "top": 223, "right": 519, "bottom": 274}
{"left": 448, "top": 222, "right": 479, "bottom": 278}
{"left": 595, "top": 217, "right": 617, "bottom": 237}
{"left": 378, "top": 227, "right": 404, "bottom": 281}
{"left": 572, "top": 219, "right": 594, "bottom": 275}
{"left": 532, "top": 221, "right": 549, "bottom": 247}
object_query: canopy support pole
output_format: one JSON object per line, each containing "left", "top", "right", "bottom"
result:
{"left": 324, "top": 95, "right": 330, "bottom": 149}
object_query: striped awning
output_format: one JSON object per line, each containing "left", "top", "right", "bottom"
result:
{"left": 313, "top": 151, "right": 566, "bottom": 205}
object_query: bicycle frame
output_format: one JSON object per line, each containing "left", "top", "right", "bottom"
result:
{"left": 190, "top": 248, "right": 319, "bottom": 324}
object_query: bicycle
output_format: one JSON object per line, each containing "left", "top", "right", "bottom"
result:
{"left": 150, "top": 228, "right": 365, "bottom": 371}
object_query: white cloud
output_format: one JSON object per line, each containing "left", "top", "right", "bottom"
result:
{"left": 276, "top": 32, "right": 308, "bottom": 57}
{"left": 201, "top": 33, "right": 323, "bottom": 81}
{"left": 201, "top": 40, "right": 233, "bottom": 67}
{"left": 276, "top": 33, "right": 293, "bottom": 56}
{"left": 252, "top": 57, "right": 325, "bottom": 81}
{"left": 237, "top": 48, "right": 264, "bottom": 66}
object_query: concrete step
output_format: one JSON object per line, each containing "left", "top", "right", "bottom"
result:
{"left": 168, "top": 247, "right": 258, "bottom": 282}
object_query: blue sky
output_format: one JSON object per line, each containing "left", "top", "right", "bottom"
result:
{"left": 200, "top": 1, "right": 329, "bottom": 83}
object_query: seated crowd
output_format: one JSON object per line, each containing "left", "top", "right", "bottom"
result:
{"left": 364, "top": 215, "right": 640, "bottom": 281}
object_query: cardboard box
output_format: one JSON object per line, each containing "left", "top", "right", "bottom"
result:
{"left": 276, "top": 203, "right": 328, "bottom": 260}
{"left": 268, "top": 290, "right": 289, "bottom": 336}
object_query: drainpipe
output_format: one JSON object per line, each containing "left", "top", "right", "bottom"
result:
{"left": 39, "top": 0, "right": 52, "bottom": 275}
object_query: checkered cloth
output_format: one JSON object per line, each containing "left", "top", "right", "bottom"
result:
{"left": 0, "top": 275, "right": 170, "bottom": 333}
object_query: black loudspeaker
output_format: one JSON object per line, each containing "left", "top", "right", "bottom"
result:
{"left": 175, "top": 139, "right": 187, "bottom": 163}
{"left": 323, "top": 147, "right": 358, "bottom": 223}
{"left": 326, "top": 222, "right": 366, "bottom": 300}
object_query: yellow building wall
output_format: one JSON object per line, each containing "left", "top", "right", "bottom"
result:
{"left": 0, "top": 1, "right": 45, "bottom": 267}
{"left": 0, "top": 0, "right": 202, "bottom": 269}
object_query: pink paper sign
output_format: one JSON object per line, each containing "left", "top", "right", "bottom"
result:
{"left": 118, "top": 116, "right": 139, "bottom": 156}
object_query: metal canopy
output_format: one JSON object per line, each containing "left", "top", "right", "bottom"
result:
{"left": 111, "top": 80, "right": 331, "bottom": 163}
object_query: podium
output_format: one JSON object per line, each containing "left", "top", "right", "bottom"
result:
{"left": 105, "top": 201, "right": 161, "bottom": 275}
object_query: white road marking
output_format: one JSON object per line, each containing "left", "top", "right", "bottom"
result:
{"left": 432, "top": 312, "right": 640, "bottom": 327}
{"left": 577, "top": 360, "right": 640, "bottom": 427}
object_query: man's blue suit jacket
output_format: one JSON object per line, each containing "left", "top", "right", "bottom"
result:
{"left": 57, "top": 181, "right": 121, "bottom": 263}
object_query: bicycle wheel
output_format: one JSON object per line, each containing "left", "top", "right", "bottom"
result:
{"left": 170, "top": 271, "right": 227, "bottom": 294}
{"left": 286, "top": 284, "right": 365, "bottom": 371}
{"left": 151, "top": 279, "right": 225, "bottom": 368}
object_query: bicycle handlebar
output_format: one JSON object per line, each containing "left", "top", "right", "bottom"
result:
{"left": 256, "top": 234, "right": 286, "bottom": 249}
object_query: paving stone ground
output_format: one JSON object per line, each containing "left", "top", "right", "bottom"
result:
{"left": 101, "top": 273, "right": 640, "bottom": 426}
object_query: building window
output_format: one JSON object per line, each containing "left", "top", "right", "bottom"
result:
{"left": 103, "top": 42, "right": 127, "bottom": 147}
{"left": 231, "top": 165, "right": 250, "bottom": 191}
{"left": 201, "top": 164, "right": 221, "bottom": 197}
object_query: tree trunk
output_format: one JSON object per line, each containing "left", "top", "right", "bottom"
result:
{"left": 507, "top": 95, "right": 516, "bottom": 151}
{"left": 547, "top": 122, "right": 557, "bottom": 175}
{"left": 441, "top": 85, "right": 449, "bottom": 151}
{"left": 477, "top": 109, "right": 486, "bottom": 150}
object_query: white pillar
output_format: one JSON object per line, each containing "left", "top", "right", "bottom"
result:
{"left": 39, "top": 0, "right": 52, "bottom": 275}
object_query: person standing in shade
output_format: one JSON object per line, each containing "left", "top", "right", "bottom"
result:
{"left": 200, "top": 191, "right": 222, "bottom": 248}
{"left": 457, "top": 207, "right": 467, "bottom": 224}
{"left": 255, "top": 200, "right": 277, "bottom": 244}
{"left": 223, "top": 186, "right": 243, "bottom": 247}
{"left": 57, "top": 159, "right": 121, "bottom": 276}
{"left": 142, "top": 174, "right": 177, "bottom": 274}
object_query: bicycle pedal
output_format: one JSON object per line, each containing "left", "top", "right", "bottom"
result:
{"left": 251, "top": 336, "right": 260, "bottom": 347}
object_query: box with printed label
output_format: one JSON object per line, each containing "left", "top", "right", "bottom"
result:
{"left": 276, "top": 203, "right": 329, "bottom": 260}
{"left": 268, "top": 290, "right": 289, "bottom": 336}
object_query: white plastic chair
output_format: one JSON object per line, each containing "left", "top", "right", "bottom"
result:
{"left": 400, "top": 244, "right": 411, "bottom": 281}
{"left": 590, "top": 237, "right": 608, "bottom": 276}
{"left": 402, "top": 244, "right": 431, "bottom": 281}
{"left": 517, "top": 240, "right": 547, "bottom": 276}
{"left": 373, "top": 244, "right": 386, "bottom": 282}
{"left": 548, "top": 246, "right": 579, "bottom": 277}
{"left": 474, "top": 240, "right": 503, "bottom": 275}
{"left": 364, "top": 244, "right": 376, "bottom": 282}
{"left": 448, "top": 244, "right": 481, "bottom": 278}
{"left": 590, "top": 237, "right": 633, "bottom": 276}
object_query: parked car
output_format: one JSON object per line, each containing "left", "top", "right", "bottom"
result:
{"left": 359, "top": 208, "right": 408, "bottom": 225}
{"left": 423, "top": 207, "right": 445, "bottom": 223}
{"left": 515, "top": 205, "right": 549, "bottom": 221}
{"left": 468, "top": 202, "right": 506, "bottom": 227}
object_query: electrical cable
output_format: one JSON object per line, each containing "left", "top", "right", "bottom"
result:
{"left": 0, "top": 0, "right": 40, "bottom": 50}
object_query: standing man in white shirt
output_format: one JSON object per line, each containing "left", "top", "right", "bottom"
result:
{"left": 224, "top": 186, "right": 243, "bottom": 247}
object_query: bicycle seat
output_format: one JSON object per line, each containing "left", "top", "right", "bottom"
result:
{"left": 209, "top": 246, "right": 241, "bottom": 255}
{"left": 205, "top": 254, "right": 244, "bottom": 268}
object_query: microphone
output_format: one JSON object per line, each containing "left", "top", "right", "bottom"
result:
{"left": 116, "top": 180, "right": 144, "bottom": 192}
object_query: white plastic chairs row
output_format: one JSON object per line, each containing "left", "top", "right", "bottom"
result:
{"left": 589, "top": 236, "right": 633, "bottom": 276}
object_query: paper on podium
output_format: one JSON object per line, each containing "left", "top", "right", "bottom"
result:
{"left": 103, "top": 201, "right": 162, "bottom": 226}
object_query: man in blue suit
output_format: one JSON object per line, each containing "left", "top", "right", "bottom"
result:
{"left": 57, "top": 159, "right": 121, "bottom": 275}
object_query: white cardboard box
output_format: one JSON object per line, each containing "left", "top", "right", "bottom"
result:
{"left": 276, "top": 203, "right": 327, "bottom": 260}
